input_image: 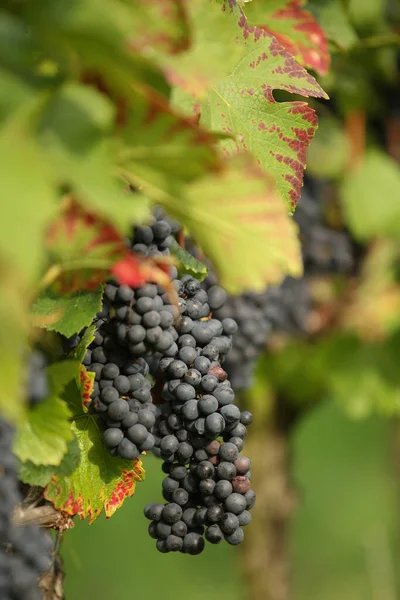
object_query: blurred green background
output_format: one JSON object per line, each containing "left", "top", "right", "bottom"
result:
{"left": 63, "top": 400, "right": 400, "bottom": 600}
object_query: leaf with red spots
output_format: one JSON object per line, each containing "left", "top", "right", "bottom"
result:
{"left": 244, "top": 0, "right": 330, "bottom": 76}
{"left": 172, "top": 0, "right": 327, "bottom": 209}
{"left": 44, "top": 372, "right": 144, "bottom": 523}
{"left": 153, "top": 0, "right": 245, "bottom": 97}
{"left": 160, "top": 154, "right": 302, "bottom": 293}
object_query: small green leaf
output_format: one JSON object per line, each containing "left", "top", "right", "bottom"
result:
{"left": 341, "top": 240, "right": 400, "bottom": 339}
{"left": 44, "top": 378, "right": 144, "bottom": 523}
{"left": 169, "top": 238, "right": 208, "bottom": 281}
{"left": 18, "top": 437, "right": 81, "bottom": 487}
{"left": 14, "top": 396, "right": 73, "bottom": 466}
{"left": 32, "top": 287, "right": 103, "bottom": 338}
{"left": 72, "top": 324, "right": 97, "bottom": 363}
{"left": 341, "top": 149, "right": 400, "bottom": 240}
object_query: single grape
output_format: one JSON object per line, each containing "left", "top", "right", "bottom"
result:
{"left": 224, "top": 493, "right": 247, "bottom": 515}
{"left": 225, "top": 527, "right": 244, "bottom": 545}
{"left": 117, "top": 438, "right": 139, "bottom": 459}
{"left": 205, "top": 524, "right": 223, "bottom": 544}
{"left": 127, "top": 424, "right": 148, "bottom": 445}
{"left": 162, "top": 503, "right": 183, "bottom": 524}
{"left": 103, "top": 428, "right": 124, "bottom": 448}
{"left": 182, "top": 532, "right": 205, "bottom": 555}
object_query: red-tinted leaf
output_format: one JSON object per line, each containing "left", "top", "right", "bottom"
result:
{"left": 246, "top": 0, "right": 330, "bottom": 76}
{"left": 46, "top": 199, "right": 171, "bottom": 293}
{"left": 44, "top": 369, "right": 144, "bottom": 523}
{"left": 80, "top": 365, "right": 95, "bottom": 409}
{"left": 204, "top": 27, "right": 326, "bottom": 208}
{"left": 162, "top": 154, "right": 302, "bottom": 293}
{"left": 171, "top": 1, "right": 327, "bottom": 208}
{"left": 111, "top": 253, "right": 172, "bottom": 288}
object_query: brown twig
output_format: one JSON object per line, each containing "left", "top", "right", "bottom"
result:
{"left": 13, "top": 503, "right": 74, "bottom": 532}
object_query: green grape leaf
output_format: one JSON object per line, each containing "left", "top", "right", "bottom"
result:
{"left": 47, "top": 360, "right": 82, "bottom": 396}
{"left": 44, "top": 374, "right": 144, "bottom": 523}
{"left": 0, "top": 265, "right": 27, "bottom": 424}
{"left": 341, "top": 149, "right": 400, "bottom": 240}
{"left": 39, "top": 83, "right": 150, "bottom": 232}
{"left": 71, "top": 324, "right": 97, "bottom": 364}
{"left": 172, "top": 1, "right": 327, "bottom": 209}
{"left": 13, "top": 360, "right": 79, "bottom": 466}
{"left": 119, "top": 87, "right": 221, "bottom": 195}
{"left": 162, "top": 154, "right": 301, "bottom": 293}
{"left": 0, "top": 98, "right": 57, "bottom": 284}
{"left": 169, "top": 238, "right": 208, "bottom": 281}
{"left": 327, "top": 336, "right": 400, "bottom": 419}
{"left": 306, "top": 114, "right": 350, "bottom": 179}
{"left": 130, "top": 0, "right": 190, "bottom": 55}
{"left": 262, "top": 333, "right": 400, "bottom": 419}
{"left": 244, "top": 0, "right": 330, "bottom": 76}
{"left": 157, "top": 0, "right": 245, "bottom": 96}
{"left": 32, "top": 287, "right": 103, "bottom": 338}
{"left": 14, "top": 397, "right": 73, "bottom": 466}
{"left": 18, "top": 437, "right": 81, "bottom": 488}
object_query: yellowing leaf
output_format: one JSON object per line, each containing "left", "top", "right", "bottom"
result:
{"left": 44, "top": 375, "right": 144, "bottom": 523}
{"left": 341, "top": 240, "right": 400, "bottom": 340}
{"left": 163, "top": 154, "right": 302, "bottom": 293}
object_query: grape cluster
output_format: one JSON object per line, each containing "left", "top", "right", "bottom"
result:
{"left": 144, "top": 439, "right": 255, "bottom": 553}
{"left": 101, "top": 281, "right": 180, "bottom": 358}
{"left": 77, "top": 210, "right": 256, "bottom": 553}
{"left": 202, "top": 272, "right": 310, "bottom": 391}
{"left": 0, "top": 419, "right": 53, "bottom": 600}
{"left": 295, "top": 184, "right": 354, "bottom": 274}
{"left": 142, "top": 275, "right": 255, "bottom": 553}
{"left": 83, "top": 323, "right": 157, "bottom": 459}
{"left": 129, "top": 207, "right": 180, "bottom": 259}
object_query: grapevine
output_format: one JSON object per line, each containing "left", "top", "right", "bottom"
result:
{"left": 2, "top": 1, "right": 399, "bottom": 599}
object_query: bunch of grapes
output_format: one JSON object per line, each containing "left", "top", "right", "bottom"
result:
{"left": 295, "top": 184, "right": 355, "bottom": 274}
{"left": 0, "top": 419, "right": 53, "bottom": 600}
{"left": 63, "top": 206, "right": 256, "bottom": 553}
{"left": 144, "top": 440, "right": 255, "bottom": 553}
{"left": 201, "top": 271, "right": 310, "bottom": 391}
{"left": 143, "top": 275, "right": 255, "bottom": 553}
